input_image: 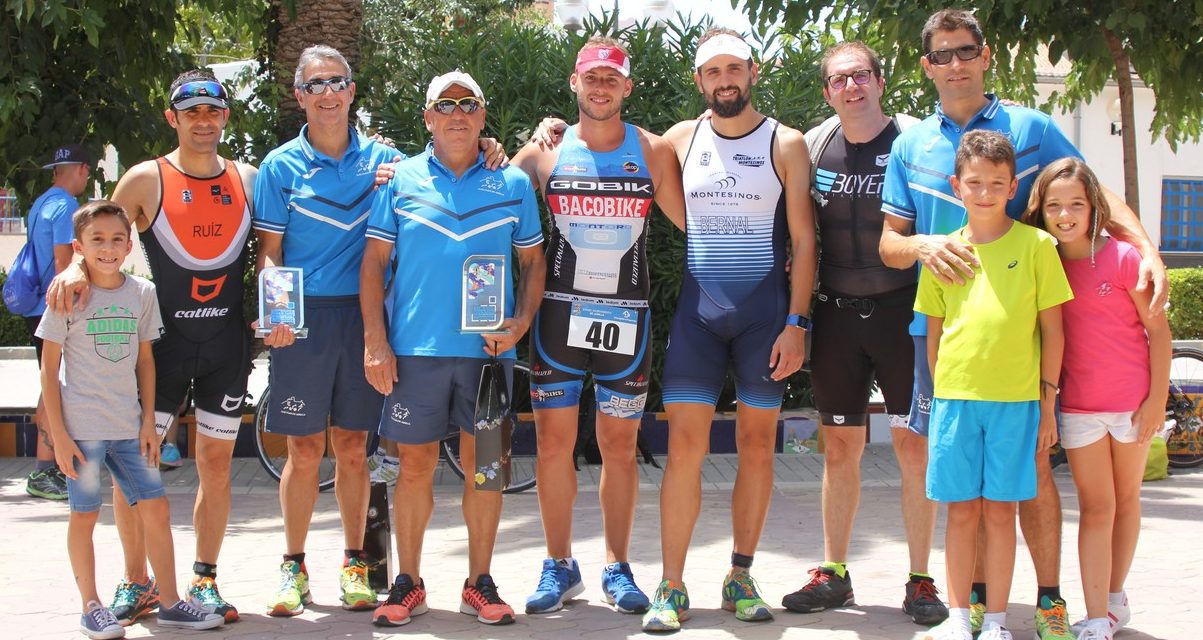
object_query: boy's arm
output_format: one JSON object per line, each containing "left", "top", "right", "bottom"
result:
{"left": 926, "top": 316, "right": 943, "bottom": 380}
{"left": 40, "top": 340, "right": 85, "bottom": 479}
{"left": 1130, "top": 283, "right": 1173, "bottom": 444}
{"left": 1037, "top": 306, "right": 1064, "bottom": 452}
{"left": 136, "top": 340, "right": 159, "bottom": 467}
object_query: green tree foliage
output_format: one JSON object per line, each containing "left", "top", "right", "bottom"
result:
{"left": 741, "top": 0, "right": 1203, "bottom": 212}
{"left": 361, "top": 10, "right": 830, "bottom": 409}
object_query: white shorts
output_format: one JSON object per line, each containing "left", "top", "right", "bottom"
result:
{"left": 1059, "top": 411, "right": 1139, "bottom": 449}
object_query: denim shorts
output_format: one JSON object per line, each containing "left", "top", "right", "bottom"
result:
{"left": 66, "top": 438, "right": 166, "bottom": 513}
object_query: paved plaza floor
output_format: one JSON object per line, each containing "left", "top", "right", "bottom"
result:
{"left": 1, "top": 445, "right": 1199, "bottom": 639}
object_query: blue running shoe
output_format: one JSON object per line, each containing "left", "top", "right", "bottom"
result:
{"left": 601, "top": 562, "right": 649, "bottom": 614}
{"left": 525, "top": 558, "right": 584, "bottom": 613}
{"left": 159, "top": 442, "right": 183, "bottom": 469}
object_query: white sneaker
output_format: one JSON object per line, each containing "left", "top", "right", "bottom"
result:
{"left": 1070, "top": 593, "right": 1131, "bottom": 635}
{"left": 978, "top": 621, "right": 1013, "bottom": 640}
{"left": 1075, "top": 620, "right": 1113, "bottom": 640}
{"left": 923, "top": 619, "right": 973, "bottom": 640}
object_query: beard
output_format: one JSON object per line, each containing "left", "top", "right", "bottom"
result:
{"left": 705, "top": 83, "right": 751, "bottom": 118}
{"left": 577, "top": 93, "right": 623, "bottom": 122}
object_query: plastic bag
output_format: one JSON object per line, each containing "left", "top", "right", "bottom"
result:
{"left": 1144, "top": 435, "right": 1168, "bottom": 482}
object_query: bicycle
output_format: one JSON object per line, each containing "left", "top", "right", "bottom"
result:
{"left": 253, "top": 361, "right": 538, "bottom": 493}
{"left": 1166, "top": 346, "right": 1203, "bottom": 469}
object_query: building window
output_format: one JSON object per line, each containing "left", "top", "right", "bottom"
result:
{"left": 1162, "top": 178, "right": 1203, "bottom": 251}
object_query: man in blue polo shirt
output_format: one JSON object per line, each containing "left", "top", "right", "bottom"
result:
{"left": 22, "top": 143, "right": 91, "bottom": 501}
{"left": 879, "top": 9, "right": 1168, "bottom": 640}
{"left": 361, "top": 71, "right": 545, "bottom": 628}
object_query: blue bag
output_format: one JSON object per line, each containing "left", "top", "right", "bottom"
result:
{"left": 3, "top": 215, "right": 43, "bottom": 315}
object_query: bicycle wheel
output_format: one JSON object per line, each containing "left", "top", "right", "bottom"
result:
{"left": 440, "top": 360, "right": 537, "bottom": 494}
{"left": 253, "top": 387, "right": 338, "bottom": 491}
{"left": 1166, "top": 347, "right": 1203, "bottom": 468}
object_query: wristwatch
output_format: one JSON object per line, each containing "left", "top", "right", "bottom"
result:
{"left": 785, "top": 314, "right": 812, "bottom": 331}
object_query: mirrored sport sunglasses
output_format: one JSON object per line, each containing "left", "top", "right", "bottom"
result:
{"left": 826, "top": 68, "right": 874, "bottom": 91}
{"left": 169, "top": 80, "right": 228, "bottom": 105}
{"left": 426, "top": 96, "right": 484, "bottom": 115}
{"left": 299, "top": 76, "right": 351, "bottom": 95}
{"left": 924, "top": 44, "right": 984, "bottom": 65}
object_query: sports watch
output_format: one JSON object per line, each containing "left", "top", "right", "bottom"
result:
{"left": 785, "top": 314, "right": 812, "bottom": 331}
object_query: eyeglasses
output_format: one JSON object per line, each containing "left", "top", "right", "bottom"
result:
{"left": 426, "top": 96, "right": 484, "bottom": 115}
{"left": 826, "top": 68, "right": 874, "bottom": 91}
{"left": 924, "top": 44, "right": 984, "bottom": 66}
{"left": 169, "top": 80, "right": 228, "bottom": 106}
{"left": 299, "top": 76, "right": 351, "bottom": 95}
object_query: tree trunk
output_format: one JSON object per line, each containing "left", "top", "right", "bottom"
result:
{"left": 1102, "top": 27, "right": 1140, "bottom": 216}
{"left": 269, "top": 0, "right": 364, "bottom": 142}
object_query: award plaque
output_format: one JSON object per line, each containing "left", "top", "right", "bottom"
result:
{"left": 460, "top": 255, "right": 506, "bottom": 333}
{"left": 257, "top": 266, "right": 308, "bottom": 338}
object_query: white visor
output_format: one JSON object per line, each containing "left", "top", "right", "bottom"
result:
{"left": 694, "top": 34, "right": 754, "bottom": 69}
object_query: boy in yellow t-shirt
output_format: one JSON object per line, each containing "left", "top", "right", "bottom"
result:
{"left": 914, "top": 130, "right": 1072, "bottom": 640}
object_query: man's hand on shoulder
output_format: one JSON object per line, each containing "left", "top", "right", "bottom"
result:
{"left": 45, "top": 262, "right": 90, "bottom": 313}
{"left": 916, "top": 234, "right": 979, "bottom": 285}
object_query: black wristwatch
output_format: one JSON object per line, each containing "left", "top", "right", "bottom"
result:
{"left": 785, "top": 314, "right": 812, "bottom": 331}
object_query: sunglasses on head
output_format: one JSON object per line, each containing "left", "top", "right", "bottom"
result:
{"left": 826, "top": 68, "right": 874, "bottom": 91}
{"left": 925, "top": 44, "right": 984, "bottom": 65}
{"left": 299, "top": 76, "right": 351, "bottom": 95}
{"left": 427, "top": 96, "right": 484, "bottom": 115}
{"left": 169, "top": 80, "right": 228, "bottom": 105}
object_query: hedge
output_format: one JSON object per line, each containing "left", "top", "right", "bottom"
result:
{"left": 1168, "top": 267, "right": 1203, "bottom": 340}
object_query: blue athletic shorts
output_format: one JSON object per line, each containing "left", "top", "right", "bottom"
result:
{"left": 265, "top": 296, "right": 385, "bottom": 436}
{"left": 927, "top": 398, "right": 1039, "bottom": 502}
{"left": 908, "top": 336, "right": 934, "bottom": 436}
{"left": 661, "top": 277, "right": 788, "bottom": 409}
{"left": 67, "top": 438, "right": 166, "bottom": 513}
{"left": 378, "top": 356, "right": 514, "bottom": 445}
{"left": 530, "top": 298, "right": 652, "bottom": 419}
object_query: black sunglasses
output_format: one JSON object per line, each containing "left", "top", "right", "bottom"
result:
{"left": 925, "top": 44, "right": 984, "bottom": 66}
{"left": 427, "top": 96, "right": 484, "bottom": 115}
{"left": 826, "top": 69, "right": 874, "bottom": 91}
{"left": 299, "top": 76, "right": 351, "bottom": 95}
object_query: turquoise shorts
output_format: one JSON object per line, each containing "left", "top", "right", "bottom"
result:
{"left": 927, "top": 398, "right": 1039, "bottom": 502}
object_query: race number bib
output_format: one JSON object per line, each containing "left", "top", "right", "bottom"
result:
{"left": 566, "top": 302, "right": 638, "bottom": 355}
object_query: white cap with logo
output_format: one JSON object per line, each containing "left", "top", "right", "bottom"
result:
{"left": 694, "top": 34, "right": 754, "bottom": 69}
{"left": 425, "top": 71, "right": 485, "bottom": 106}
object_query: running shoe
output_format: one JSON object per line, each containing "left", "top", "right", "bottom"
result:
{"left": 721, "top": 570, "right": 773, "bottom": 622}
{"left": 1071, "top": 592, "right": 1131, "bottom": 635}
{"left": 969, "top": 590, "right": 986, "bottom": 634}
{"left": 1035, "top": 596, "right": 1075, "bottom": 640}
{"left": 267, "top": 560, "right": 312, "bottom": 617}
{"left": 903, "top": 575, "right": 949, "bottom": 625}
{"left": 922, "top": 619, "right": 974, "bottom": 640}
{"left": 1075, "top": 621, "right": 1114, "bottom": 640}
{"left": 157, "top": 599, "right": 224, "bottom": 630}
{"left": 25, "top": 467, "right": 67, "bottom": 500}
{"left": 159, "top": 442, "right": 183, "bottom": 469}
{"left": 781, "top": 566, "right": 855, "bottom": 613}
{"left": 525, "top": 558, "right": 584, "bottom": 613}
{"left": 80, "top": 601, "right": 124, "bottom": 640}
{"left": 641, "top": 579, "right": 690, "bottom": 633}
{"left": 368, "top": 453, "right": 400, "bottom": 486}
{"left": 340, "top": 556, "right": 379, "bottom": 610}
{"left": 373, "top": 574, "right": 428, "bottom": 627}
{"left": 979, "top": 620, "right": 1014, "bottom": 640}
{"left": 460, "top": 574, "right": 515, "bottom": 625}
{"left": 188, "top": 576, "right": 239, "bottom": 623}
{"left": 601, "top": 562, "right": 649, "bottom": 614}
{"left": 109, "top": 576, "right": 159, "bottom": 626}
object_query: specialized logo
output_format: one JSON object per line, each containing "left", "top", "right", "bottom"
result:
{"left": 478, "top": 175, "right": 504, "bottom": 195}
{"left": 190, "top": 274, "right": 226, "bottom": 303}
{"left": 86, "top": 304, "right": 138, "bottom": 363}
{"left": 390, "top": 404, "right": 412, "bottom": 425}
{"left": 280, "top": 396, "right": 307, "bottom": 416}
{"left": 530, "top": 364, "right": 553, "bottom": 377}
{"left": 1097, "top": 282, "right": 1114, "bottom": 297}
{"left": 1007, "top": 260, "right": 1018, "bottom": 269}
{"left": 220, "top": 394, "right": 244, "bottom": 413}
{"left": 625, "top": 373, "right": 648, "bottom": 388}
{"left": 733, "top": 153, "right": 765, "bottom": 168}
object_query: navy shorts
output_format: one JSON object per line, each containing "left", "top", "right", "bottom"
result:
{"left": 908, "top": 336, "right": 934, "bottom": 436}
{"left": 810, "top": 285, "right": 915, "bottom": 426}
{"left": 530, "top": 298, "right": 652, "bottom": 419}
{"left": 265, "top": 296, "right": 385, "bottom": 436}
{"left": 378, "top": 356, "right": 514, "bottom": 445}
{"left": 662, "top": 277, "right": 788, "bottom": 409}
{"left": 67, "top": 438, "right": 166, "bottom": 513}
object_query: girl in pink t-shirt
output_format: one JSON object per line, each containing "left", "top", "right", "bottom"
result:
{"left": 1022, "top": 158, "right": 1171, "bottom": 640}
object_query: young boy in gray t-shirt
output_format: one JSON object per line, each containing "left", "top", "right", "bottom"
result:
{"left": 37, "top": 200, "right": 223, "bottom": 639}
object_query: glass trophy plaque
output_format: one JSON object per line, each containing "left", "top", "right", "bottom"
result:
{"left": 257, "top": 266, "right": 307, "bottom": 338}
{"left": 461, "top": 255, "right": 506, "bottom": 333}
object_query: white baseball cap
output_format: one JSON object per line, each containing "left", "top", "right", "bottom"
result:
{"left": 694, "top": 34, "right": 754, "bottom": 69}
{"left": 425, "top": 71, "right": 485, "bottom": 105}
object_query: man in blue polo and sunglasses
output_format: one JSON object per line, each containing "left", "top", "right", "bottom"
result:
{"left": 47, "top": 69, "right": 256, "bottom": 625}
